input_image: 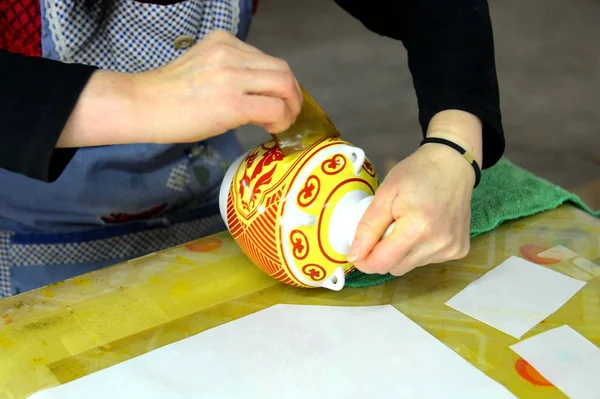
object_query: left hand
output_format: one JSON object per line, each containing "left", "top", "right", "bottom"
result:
{"left": 348, "top": 110, "right": 483, "bottom": 276}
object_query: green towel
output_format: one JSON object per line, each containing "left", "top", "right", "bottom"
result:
{"left": 345, "top": 158, "right": 599, "bottom": 288}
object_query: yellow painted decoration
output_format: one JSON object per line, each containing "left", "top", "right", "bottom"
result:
{"left": 223, "top": 136, "right": 378, "bottom": 288}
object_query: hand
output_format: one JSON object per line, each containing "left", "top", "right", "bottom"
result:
{"left": 59, "top": 30, "right": 302, "bottom": 147}
{"left": 348, "top": 110, "right": 483, "bottom": 276}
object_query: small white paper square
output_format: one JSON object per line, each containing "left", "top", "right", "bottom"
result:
{"left": 538, "top": 245, "right": 580, "bottom": 261}
{"left": 445, "top": 256, "right": 586, "bottom": 338}
{"left": 510, "top": 325, "right": 600, "bottom": 399}
{"left": 573, "top": 257, "right": 600, "bottom": 277}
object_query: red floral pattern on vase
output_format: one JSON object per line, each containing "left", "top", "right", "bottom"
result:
{"left": 321, "top": 154, "right": 346, "bottom": 175}
{"left": 222, "top": 137, "right": 380, "bottom": 289}
{"left": 297, "top": 175, "right": 320, "bottom": 207}
{"left": 290, "top": 230, "right": 309, "bottom": 260}
{"left": 362, "top": 159, "right": 376, "bottom": 177}
{"left": 301, "top": 264, "right": 327, "bottom": 281}
{"left": 227, "top": 186, "right": 302, "bottom": 286}
{"left": 237, "top": 143, "right": 284, "bottom": 213}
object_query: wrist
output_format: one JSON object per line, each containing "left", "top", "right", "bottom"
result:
{"left": 59, "top": 70, "right": 144, "bottom": 147}
{"left": 426, "top": 109, "right": 483, "bottom": 166}
{"left": 416, "top": 142, "right": 477, "bottom": 188}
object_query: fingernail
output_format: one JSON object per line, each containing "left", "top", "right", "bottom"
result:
{"left": 347, "top": 246, "right": 360, "bottom": 262}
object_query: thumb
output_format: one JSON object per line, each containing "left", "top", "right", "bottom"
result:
{"left": 347, "top": 194, "right": 394, "bottom": 263}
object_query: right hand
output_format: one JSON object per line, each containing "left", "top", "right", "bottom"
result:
{"left": 136, "top": 30, "right": 303, "bottom": 143}
{"left": 60, "top": 30, "right": 302, "bottom": 147}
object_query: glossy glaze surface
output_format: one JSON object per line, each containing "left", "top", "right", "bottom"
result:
{"left": 220, "top": 136, "right": 379, "bottom": 289}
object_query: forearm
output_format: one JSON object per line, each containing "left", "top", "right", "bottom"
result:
{"left": 0, "top": 50, "right": 152, "bottom": 180}
{"left": 333, "top": 0, "right": 505, "bottom": 168}
{"left": 58, "top": 70, "right": 142, "bottom": 148}
{"left": 0, "top": 50, "right": 96, "bottom": 181}
{"left": 401, "top": 0, "right": 503, "bottom": 168}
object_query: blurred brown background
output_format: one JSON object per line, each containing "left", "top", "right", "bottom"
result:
{"left": 236, "top": 0, "right": 599, "bottom": 205}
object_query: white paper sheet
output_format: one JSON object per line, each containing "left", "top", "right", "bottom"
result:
{"left": 510, "top": 325, "right": 600, "bottom": 399}
{"left": 445, "top": 256, "right": 586, "bottom": 339}
{"left": 29, "top": 305, "right": 515, "bottom": 399}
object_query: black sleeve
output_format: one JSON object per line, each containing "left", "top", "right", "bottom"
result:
{"left": 0, "top": 50, "right": 97, "bottom": 182}
{"left": 333, "top": 0, "right": 505, "bottom": 168}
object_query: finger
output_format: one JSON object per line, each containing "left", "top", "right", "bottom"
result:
{"left": 237, "top": 51, "right": 292, "bottom": 72}
{"left": 389, "top": 235, "right": 470, "bottom": 276}
{"left": 238, "top": 52, "right": 303, "bottom": 102}
{"left": 347, "top": 193, "right": 395, "bottom": 264}
{"left": 354, "top": 215, "right": 423, "bottom": 274}
{"left": 394, "top": 233, "right": 448, "bottom": 275}
{"left": 238, "top": 95, "right": 293, "bottom": 133}
{"left": 216, "top": 48, "right": 301, "bottom": 105}
{"left": 388, "top": 245, "right": 435, "bottom": 276}
{"left": 237, "top": 70, "right": 302, "bottom": 121}
{"left": 199, "top": 34, "right": 302, "bottom": 108}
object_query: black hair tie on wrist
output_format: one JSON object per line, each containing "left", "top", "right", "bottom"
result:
{"left": 419, "top": 137, "right": 481, "bottom": 188}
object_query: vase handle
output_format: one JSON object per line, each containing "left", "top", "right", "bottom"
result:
{"left": 321, "top": 266, "right": 346, "bottom": 291}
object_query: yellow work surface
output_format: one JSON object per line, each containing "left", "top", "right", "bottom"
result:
{"left": 0, "top": 204, "right": 599, "bottom": 398}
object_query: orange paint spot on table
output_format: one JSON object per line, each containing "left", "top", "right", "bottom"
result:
{"left": 520, "top": 244, "right": 562, "bottom": 264}
{"left": 515, "top": 358, "right": 553, "bottom": 386}
{"left": 185, "top": 238, "right": 223, "bottom": 253}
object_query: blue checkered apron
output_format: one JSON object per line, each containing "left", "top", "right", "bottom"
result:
{"left": 0, "top": 0, "right": 255, "bottom": 298}
{"left": 0, "top": 207, "right": 227, "bottom": 297}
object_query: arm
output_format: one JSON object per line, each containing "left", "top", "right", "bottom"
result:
{"left": 0, "top": 50, "right": 150, "bottom": 182}
{"left": 0, "top": 50, "right": 95, "bottom": 182}
{"left": 333, "top": 0, "right": 504, "bottom": 168}
{"left": 1, "top": 31, "right": 303, "bottom": 183}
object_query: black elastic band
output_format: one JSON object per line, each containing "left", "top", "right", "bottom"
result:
{"left": 420, "top": 137, "right": 481, "bottom": 188}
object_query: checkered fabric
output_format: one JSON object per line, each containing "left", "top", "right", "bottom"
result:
{"left": 0, "top": 0, "right": 42, "bottom": 56}
{"left": 0, "top": 1, "right": 244, "bottom": 297}
{"left": 167, "top": 162, "right": 192, "bottom": 192}
{"left": 0, "top": 213, "right": 223, "bottom": 297}
{"left": 0, "top": 232, "right": 13, "bottom": 298}
{"left": 44, "top": 0, "right": 240, "bottom": 72}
